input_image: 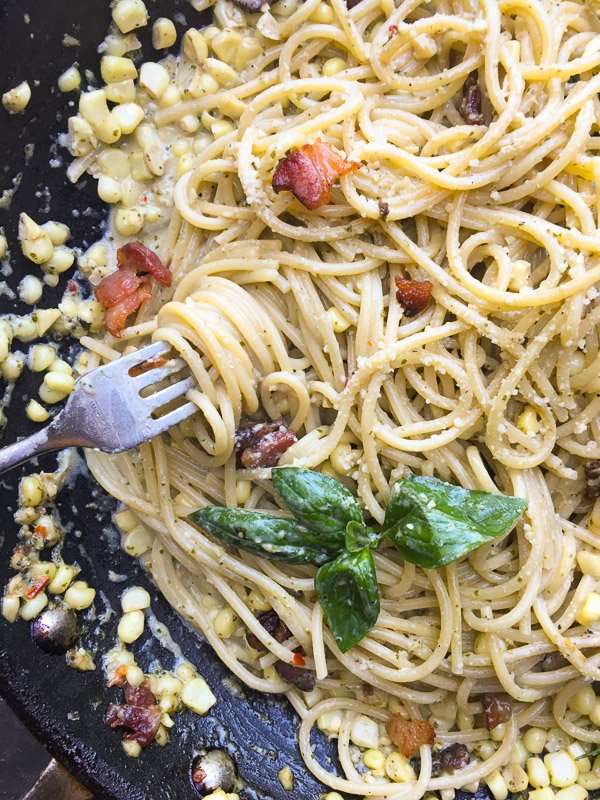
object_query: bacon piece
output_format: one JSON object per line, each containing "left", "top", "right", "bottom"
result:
{"left": 386, "top": 713, "right": 435, "bottom": 757}
{"left": 434, "top": 743, "right": 470, "bottom": 775}
{"left": 103, "top": 280, "right": 153, "bottom": 338}
{"left": 129, "top": 354, "right": 168, "bottom": 378}
{"left": 246, "top": 609, "right": 291, "bottom": 652}
{"left": 346, "top": 0, "right": 365, "bottom": 8}
{"left": 585, "top": 461, "right": 600, "bottom": 498}
{"left": 117, "top": 241, "right": 172, "bottom": 286}
{"left": 235, "top": 420, "right": 297, "bottom": 469}
{"left": 272, "top": 140, "right": 361, "bottom": 210}
{"left": 95, "top": 269, "right": 144, "bottom": 308}
{"left": 378, "top": 199, "right": 390, "bottom": 219}
{"left": 105, "top": 703, "right": 161, "bottom": 747}
{"left": 274, "top": 658, "right": 315, "bottom": 692}
{"left": 395, "top": 276, "right": 433, "bottom": 317}
{"left": 482, "top": 693, "right": 512, "bottom": 730}
{"left": 461, "top": 71, "right": 487, "bottom": 126}
{"left": 124, "top": 679, "right": 156, "bottom": 709}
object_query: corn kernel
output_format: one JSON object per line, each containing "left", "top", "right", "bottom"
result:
{"left": 207, "top": 58, "right": 238, "bottom": 88}
{"left": 139, "top": 62, "right": 170, "bottom": 99}
{"left": 235, "top": 479, "right": 251, "bottom": 505}
{"left": 41, "top": 221, "right": 69, "bottom": 245}
{"left": 67, "top": 116, "right": 96, "bottom": 157}
{"left": 181, "top": 677, "right": 216, "bottom": 714}
{"left": 112, "top": 102, "right": 145, "bottom": 135}
{"left": 364, "top": 749, "right": 385, "bottom": 770}
{"left": 577, "top": 772, "right": 600, "bottom": 790}
{"left": 577, "top": 551, "right": 600, "bottom": 577}
{"left": 502, "top": 764, "right": 528, "bottom": 793}
{"left": 529, "top": 789, "right": 555, "bottom": 800}
{"left": 322, "top": 57, "right": 346, "bottom": 76}
{"left": 214, "top": 606, "right": 237, "bottom": 638}
{"left": 118, "top": 610, "right": 145, "bottom": 643}
{"left": 26, "top": 399, "right": 49, "bottom": 423}
{"left": 211, "top": 119, "right": 233, "bottom": 139}
{"left": 180, "top": 114, "right": 201, "bottom": 134}
{"left": 2, "top": 81, "right": 31, "bottom": 114}
{"left": 21, "top": 591, "right": 48, "bottom": 621}
{"left": 247, "top": 590, "right": 271, "bottom": 611}
{"left": 18, "top": 275, "right": 43, "bottom": 305}
{"left": 516, "top": 406, "right": 540, "bottom": 435}
{"left": 1, "top": 596, "right": 20, "bottom": 623}
{"left": 123, "top": 526, "right": 154, "bottom": 556}
{"left": 20, "top": 475, "right": 43, "bottom": 507}
{"left": 545, "top": 751, "right": 579, "bottom": 788}
{"left": 324, "top": 794, "right": 344, "bottom": 800}
{"left": 101, "top": 55, "right": 137, "bottom": 84}
{"left": 29, "top": 562, "right": 57, "bottom": 580}
{"left": 234, "top": 36, "right": 263, "bottom": 72}
{"left": 112, "top": 0, "right": 148, "bottom": 33}
{"left": 486, "top": 769, "right": 508, "bottom": 800}
{"left": 97, "top": 175, "right": 123, "bottom": 204}
{"left": 0, "top": 234, "right": 6, "bottom": 259}
{"left": 555, "top": 786, "right": 588, "bottom": 800}
{"left": 105, "top": 79, "right": 136, "bottom": 104}
{"left": 326, "top": 306, "right": 351, "bottom": 332}
{"left": 212, "top": 30, "right": 243, "bottom": 66}
{"left": 115, "top": 208, "right": 143, "bottom": 236}
{"left": 64, "top": 581, "right": 96, "bottom": 610}
{"left": 44, "top": 372, "right": 75, "bottom": 395}
{"left": 576, "top": 592, "right": 600, "bottom": 626}
{"left": 184, "top": 29, "right": 209, "bottom": 64}
{"left": 524, "top": 727, "right": 548, "bottom": 754}
{"left": 48, "top": 564, "right": 75, "bottom": 594}
{"left": 568, "top": 744, "right": 590, "bottom": 774}
{"left": 1, "top": 352, "right": 23, "bottom": 381}
{"left": 153, "top": 17, "right": 177, "bottom": 49}
{"left": 121, "top": 586, "right": 151, "bottom": 613}
{"left": 159, "top": 84, "right": 181, "bottom": 108}
{"left": 123, "top": 739, "right": 142, "bottom": 757}
{"left": 568, "top": 686, "right": 596, "bottom": 715}
{"left": 351, "top": 715, "right": 379, "bottom": 749}
{"left": 126, "top": 665, "right": 145, "bottom": 688}
{"left": 385, "top": 752, "right": 416, "bottom": 782}
{"left": 177, "top": 154, "right": 195, "bottom": 179}
{"left": 58, "top": 66, "right": 81, "bottom": 92}
{"left": 19, "top": 213, "right": 54, "bottom": 264}
{"left": 115, "top": 509, "right": 137, "bottom": 532}
{"left": 310, "top": 2, "right": 334, "bottom": 22}
{"left": 528, "top": 758, "right": 550, "bottom": 788}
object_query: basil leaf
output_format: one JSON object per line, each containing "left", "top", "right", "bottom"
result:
{"left": 190, "top": 507, "right": 335, "bottom": 566}
{"left": 273, "top": 467, "right": 363, "bottom": 549}
{"left": 383, "top": 475, "right": 528, "bottom": 569}
{"left": 345, "top": 521, "right": 380, "bottom": 552}
{"left": 315, "top": 548, "right": 380, "bottom": 653}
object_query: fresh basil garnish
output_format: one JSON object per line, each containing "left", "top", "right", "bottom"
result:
{"left": 382, "top": 475, "right": 528, "bottom": 569}
{"left": 315, "top": 548, "right": 380, "bottom": 653}
{"left": 190, "top": 469, "right": 527, "bottom": 652}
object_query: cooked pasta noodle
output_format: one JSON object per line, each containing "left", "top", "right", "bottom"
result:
{"left": 72, "top": 0, "right": 600, "bottom": 793}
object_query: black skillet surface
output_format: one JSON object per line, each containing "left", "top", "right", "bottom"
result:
{"left": 0, "top": 2, "right": 343, "bottom": 798}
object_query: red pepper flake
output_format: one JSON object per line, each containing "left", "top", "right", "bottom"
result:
{"left": 107, "top": 664, "right": 128, "bottom": 688}
{"left": 293, "top": 652, "right": 306, "bottom": 667}
{"left": 26, "top": 576, "right": 50, "bottom": 599}
{"left": 388, "top": 24, "right": 398, "bottom": 35}
{"left": 395, "top": 276, "right": 433, "bottom": 317}
{"left": 66, "top": 279, "right": 78, "bottom": 295}
{"left": 367, "top": 340, "right": 373, "bottom": 347}
{"left": 272, "top": 140, "right": 361, "bottom": 210}
{"left": 33, "top": 525, "right": 47, "bottom": 537}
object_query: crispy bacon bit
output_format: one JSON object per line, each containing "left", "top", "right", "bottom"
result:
{"left": 434, "top": 743, "right": 470, "bottom": 775}
{"left": 378, "top": 199, "right": 390, "bottom": 219}
{"left": 395, "top": 276, "right": 433, "bottom": 317}
{"left": 246, "top": 609, "right": 291, "bottom": 652}
{"left": 585, "top": 461, "right": 600, "bottom": 498}
{"left": 274, "top": 658, "right": 315, "bottom": 692}
{"left": 129, "top": 354, "right": 168, "bottom": 378}
{"left": 26, "top": 576, "right": 50, "bottom": 599}
{"left": 66, "top": 279, "right": 78, "bottom": 295}
{"left": 293, "top": 652, "right": 306, "bottom": 667}
{"left": 235, "top": 420, "right": 297, "bottom": 469}
{"left": 94, "top": 269, "right": 144, "bottom": 308}
{"left": 102, "top": 280, "right": 153, "bottom": 338}
{"left": 272, "top": 140, "right": 361, "bottom": 210}
{"left": 461, "top": 71, "right": 487, "bottom": 126}
{"left": 386, "top": 713, "right": 435, "bottom": 757}
{"left": 482, "top": 693, "right": 512, "bottom": 730}
{"left": 117, "top": 242, "right": 172, "bottom": 287}
{"left": 105, "top": 678, "right": 161, "bottom": 747}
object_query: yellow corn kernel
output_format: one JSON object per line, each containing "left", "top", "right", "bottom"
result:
{"left": 112, "top": 0, "right": 148, "bottom": 33}
{"left": 192, "top": 133, "right": 213, "bottom": 154}
{"left": 29, "top": 562, "right": 57, "bottom": 580}
{"left": 385, "top": 752, "right": 416, "bottom": 783}
{"left": 41, "top": 221, "right": 69, "bottom": 245}
{"left": 577, "top": 772, "right": 600, "bottom": 790}
{"left": 153, "top": 17, "right": 177, "bottom": 49}
{"left": 211, "top": 119, "right": 233, "bottom": 139}
{"left": 123, "top": 526, "right": 154, "bottom": 556}
{"left": 236, "top": 479, "right": 251, "bottom": 505}
{"left": 2, "top": 596, "right": 20, "bottom": 623}
{"left": 248, "top": 590, "right": 271, "bottom": 612}
{"left": 176, "top": 154, "right": 195, "bottom": 179}
{"left": 545, "top": 751, "right": 579, "bottom": 788}
{"left": 180, "top": 114, "right": 201, "bottom": 134}
{"left": 175, "top": 663, "right": 196, "bottom": 683}
{"left": 2, "top": 352, "right": 23, "bottom": 380}
{"left": 363, "top": 749, "right": 385, "bottom": 771}
{"left": 19, "top": 275, "right": 43, "bottom": 304}
{"left": 516, "top": 406, "right": 540, "bottom": 435}
{"left": 21, "top": 592, "right": 48, "bottom": 621}
{"left": 327, "top": 306, "right": 351, "bottom": 332}
{"left": 98, "top": 175, "right": 123, "bottom": 204}
{"left": 527, "top": 758, "right": 550, "bottom": 788}
{"left": 510, "top": 742, "right": 528, "bottom": 764}
{"left": 159, "top": 84, "right": 181, "bottom": 108}
{"left": 101, "top": 55, "right": 137, "bottom": 84}
{"left": 48, "top": 563, "right": 75, "bottom": 594}
{"left": 130, "top": 151, "right": 152, "bottom": 181}
{"left": 123, "top": 739, "right": 142, "bottom": 758}
{"left": 44, "top": 372, "right": 75, "bottom": 395}
{"left": 234, "top": 36, "right": 263, "bottom": 72}
{"left": 115, "top": 509, "right": 137, "bottom": 532}
{"left": 2, "top": 81, "right": 31, "bottom": 114}
{"left": 554, "top": 787, "right": 588, "bottom": 800}
{"left": 121, "top": 586, "right": 151, "bottom": 613}
{"left": 19, "top": 475, "right": 43, "bottom": 507}
{"left": 26, "top": 399, "right": 49, "bottom": 423}
{"left": 115, "top": 208, "right": 143, "bottom": 236}
{"left": 577, "top": 551, "right": 600, "bottom": 578}
{"left": 218, "top": 94, "right": 246, "bottom": 119}
{"left": 529, "top": 789, "right": 555, "bottom": 800}
{"left": 211, "top": 30, "right": 243, "bottom": 66}
{"left": 189, "top": 72, "right": 219, "bottom": 98}
{"left": 576, "top": 593, "right": 600, "bottom": 627}
{"left": 202, "top": 26, "right": 220, "bottom": 44}
{"left": 184, "top": 29, "right": 209, "bottom": 64}
{"left": 323, "top": 57, "right": 346, "bottom": 76}
{"left": 0, "top": 234, "right": 7, "bottom": 259}
{"left": 105, "top": 79, "right": 136, "bottom": 104}
{"left": 509, "top": 259, "right": 531, "bottom": 291}
{"left": 207, "top": 58, "right": 238, "bottom": 88}
{"left": 67, "top": 115, "right": 96, "bottom": 157}
{"left": 457, "top": 710, "right": 474, "bottom": 731}
{"left": 323, "top": 794, "right": 344, "bottom": 800}
{"left": 118, "top": 610, "right": 145, "bottom": 643}
{"left": 502, "top": 764, "right": 528, "bottom": 793}
{"left": 172, "top": 139, "right": 190, "bottom": 157}
{"left": 567, "top": 744, "right": 590, "bottom": 773}
{"left": 524, "top": 727, "right": 548, "bottom": 754}
{"left": 181, "top": 677, "right": 216, "bottom": 714}
{"left": 58, "top": 66, "right": 81, "bottom": 92}
{"left": 310, "top": 2, "right": 334, "bottom": 22}
{"left": 126, "top": 665, "right": 145, "bottom": 688}
{"left": 568, "top": 686, "right": 596, "bottom": 715}
{"left": 64, "top": 581, "right": 96, "bottom": 610}
{"left": 213, "top": 606, "right": 237, "bottom": 638}
{"left": 486, "top": 769, "right": 509, "bottom": 800}
{"left": 19, "top": 213, "right": 54, "bottom": 264}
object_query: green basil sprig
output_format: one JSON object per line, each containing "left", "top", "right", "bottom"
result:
{"left": 190, "top": 468, "right": 527, "bottom": 653}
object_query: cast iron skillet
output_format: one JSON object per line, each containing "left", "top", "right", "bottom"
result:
{"left": 0, "top": 2, "right": 343, "bottom": 797}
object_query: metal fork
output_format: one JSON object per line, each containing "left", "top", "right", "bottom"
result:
{"left": 0, "top": 341, "right": 196, "bottom": 475}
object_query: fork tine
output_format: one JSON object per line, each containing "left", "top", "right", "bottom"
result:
{"left": 131, "top": 358, "right": 188, "bottom": 389}
{"left": 145, "top": 376, "right": 196, "bottom": 410}
{"left": 147, "top": 401, "right": 197, "bottom": 435}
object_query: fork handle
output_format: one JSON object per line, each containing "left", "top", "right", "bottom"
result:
{"left": 0, "top": 427, "right": 66, "bottom": 475}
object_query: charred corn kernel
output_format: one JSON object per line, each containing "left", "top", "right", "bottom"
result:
{"left": 112, "top": 0, "right": 148, "bottom": 33}
{"left": 121, "top": 586, "right": 151, "bottom": 613}
{"left": 529, "top": 789, "right": 555, "bottom": 800}
{"left": 159, "top": 84, "right": 181, "bottom": 108}
{"left": 172, "top": 139, "right": 190, "bottom": 157}
{"left": 118, "top": 610, "right": 145, "bottom": 643}
{"left": 322, "top": 57, "right": 346, "bottom": 76}
{"left": 510, "top": 742, "right": 528, "bottom": 764}
{"left": 234, "top": 36, "right": 263, "bottom": 71}
{"left": 327, "top": 306, "right": 351, "bottom": 332}
{"left": 153, "top": 17, "right": 177, "bottom": 49}
{"left": 19, "top": 475, "right": 43, "bottom": 507}
{"left": 192, "top": 132, "right": 211, "bottom": 153}
{"left": 0, "top": 234, "right": 6, "bottom": 259}
{"left": 180, "top": 114, "right": 201, "bottom": 134}
{"left": 29, "top": 562, "right": 57, "bottom": 580}
{"left": 207, "top": 58, "right": 238, "bottom": 88}
{"left": 97, "top": 175, "right": 123, "bottom": 204}
{"left": 211, "top": 119, "right": 233, "bottom": 139}
{"left": 486, "top": 770, "right": 508, "bottom": 800}
{"left": 184, "top": 29, "right": 209, "bottom": 63}
{"left": 181, "top": 677, "right": 216, "bottom": 714}
{"left": 64, "top": 581, "right": 96, "bottom": 610}
{"left": 2, "top": 596, "right": 20, "bottom": 623}
{"left": 115, "top": 208, "right": 143, "bottom": 236}
{"left": 576, "top": 592, "right": 600, "bottom": 626}
{"left": 364, "top": 749, "right": 385, "bottom": 770}
{"left": 526, "top": 758, "right": 550, "bottom": 789}
{"left": 21, "top": 592, "right": 48, "bottom": 621}
{"left": 524, "top": 728, "right": 547, "bottom": 754}
{"left": 350, "top": 715, "right": 379, "bottom": 750}
{"left": 41, "top": 221, "right": 69, "bottom": 245}
{"left": 577, "top": 551, "right": 600, "bottom": 577}
{"left": 248, "top": 590, "right": 270, "bottom": 611}
{"left": 105, "top": 79, "right": 136, "bottom": 104}
{"left": 516, "top": 406, "right": 540, "bottom": 435}
{"left": 101, "top": 55, "right": 137, "bottom": 83}
{"left": 568, "top": 352, "right": 586, "bottom": 376}
{"left": 123, "top": 739, "right": 142, "bottom": 758}
{"left": 214, "top": 606, "right": 237, "bottom": 638}
{"left": 139, "top": 62, "right": 170, "bottom": 98}
{"left": 310, "top": 2, "right": 334, "bottom": 22}
{"left": 235, "top": 480, "right": 251, "bottom": 505}
{"left": 48, "top": 564, "right": 75, "bottom": 594}
{"left": 577, "top": 773, "right": 600, "bottom": 790}
{"left": 115, "top": 509, "right": 137, "bottom": 532}
{"left": 212, "top": 30, "right": 243, "bottom": 65}
{"left": 555, "top": 787, "right": 588, "bottom": 800}
{"left": 98, "top": 148, "right": 130, "bottom": 181}
{"left": 67, "top": 116, "right": 96, "bottom": 157}
{"left": 385, "top": 752, "right": 415, "bottom": 783}
{"left": 176, "top": 154, "right": 194, "bottom": 178}
{"left": 19, "top": 213, "right": 54, "bottom": 264}
{"left": 18, "top": 275, "right": 42, "bottom": 304}
{"left": 502, "top": 764, "right": 528, "bottom": 793}
{"left": 568, "top": 686, "right": 596, "bottom": 715}
{"left": 2, "top": 81, "right": 31, "bottom": 113}
{"left": 126, "top": 664, "right": 145, "bottom": 688}
{"left": 545, "top": 751, "right": 579, "bottom": 787}
{"left": 58, "top": 66, "right": 81, "bottom": 92}
{"left": 1, "top": 353, "right": 23, "bottom": 381}
{"left": 44, "top": 372, "right": 75, "bottom": 394}
{"left": 123, "top": 525, "right": 154, "bottom": 556}
{"left": 26, "top": 399, "right": 49, "bottom": 423}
